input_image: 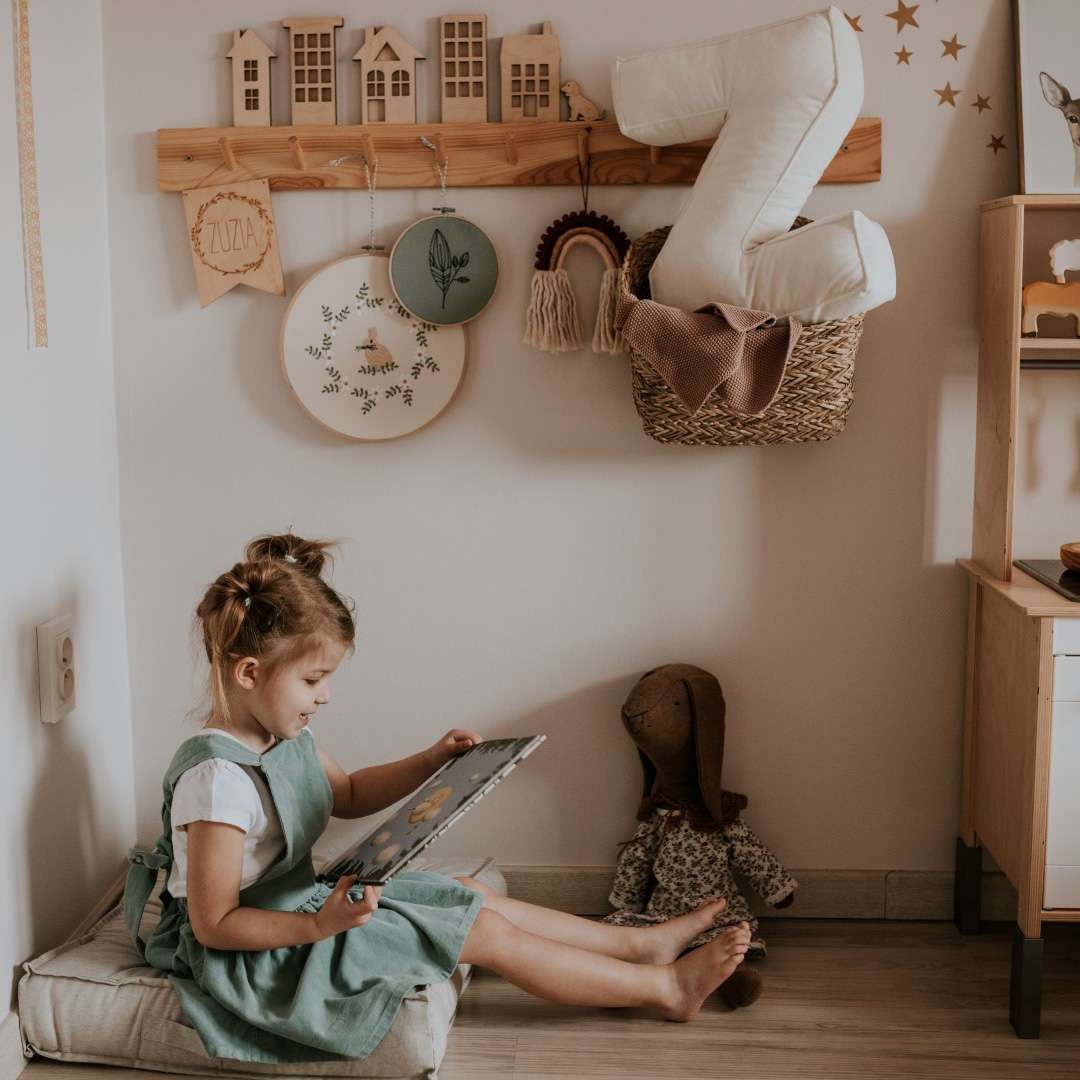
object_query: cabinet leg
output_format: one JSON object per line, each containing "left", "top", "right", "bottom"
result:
{"left": 1009, "top": 925, "right": 1043, "bottom": 1039}
{"left": 953, "top": 836, "right": 982, "bottom": 934}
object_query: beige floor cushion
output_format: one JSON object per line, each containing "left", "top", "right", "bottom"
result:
{"left": 18, "top": 854, "right": 504, "bottom": 1080}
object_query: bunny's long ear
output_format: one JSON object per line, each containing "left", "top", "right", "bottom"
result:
{"left": 685, "top": 672, "right": 738, "bottom": 825}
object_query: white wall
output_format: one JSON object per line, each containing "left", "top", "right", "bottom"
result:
{"left": 1, "top": 0, "right": 134, "bottom": 1020}
{"left": 103, "top": 0, "right": 1018, "bottom": 876}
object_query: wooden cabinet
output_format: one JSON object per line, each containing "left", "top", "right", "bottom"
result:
{"left": 958, "top": 195, "right": 1080, "bottom": 1039}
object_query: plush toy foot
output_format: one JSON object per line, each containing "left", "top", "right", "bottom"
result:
{"left": 717, "top": 967, "right": 762, "bottom": 1009}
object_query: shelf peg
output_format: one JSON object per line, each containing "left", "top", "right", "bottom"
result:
{"left": 577, "top": 128, "right": 590, "bottom": 174}
{"left": 361, "top": 133, "right": 377, "bottom": 169}
{"left": 434, "top": 132, "right": 447, "bottom": 170}
{"left": 219, "top": 136, "right": 238, "bottom": 172}
{"left": 504, "top": 131, "right": 518, "bottom": 166}
{"left": 289, "top": 135, "right": 307, "bottom": 170}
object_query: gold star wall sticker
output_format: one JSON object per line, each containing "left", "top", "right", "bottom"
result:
{"left": 845, "top": 12, "right": 863, "bottom": 32}
{"left": 971, "top": 94, "right": 991, "bottom": 114}
{"left": 934, "top": 82, "right": 960, "bottom": 106}
{"left": 987, "top": 134, "right": 1006, "bottom": 154}
{"left": 895, "top": 45, "right": 913, "bottom": 65}
{"left": 941, "top": 33, "right": 965, "bottom": 59}
{"left": 886, "top": 1, "right": 920, "bottom": 33}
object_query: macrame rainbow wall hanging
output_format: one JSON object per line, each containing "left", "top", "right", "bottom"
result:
{"left": 524, "top": 211, "right": 630, "bottom": 355}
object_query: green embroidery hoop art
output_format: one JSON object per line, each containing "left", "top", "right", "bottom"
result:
{"left": 389, "top": 214, "right": 499, "bottom": 327}
{"left": 280, "top": 252, "right": 467, "bottom": 442}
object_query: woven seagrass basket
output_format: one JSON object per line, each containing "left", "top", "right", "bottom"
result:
{"left": 622, "top": 221, "right": 865, "bottom": 447}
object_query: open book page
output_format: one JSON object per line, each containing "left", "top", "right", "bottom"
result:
{"left": 320, "top": 735, "right": 546, "bottom": 885}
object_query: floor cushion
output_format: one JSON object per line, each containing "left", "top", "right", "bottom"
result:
{"left": 18, "top": 854, "right": 504, "bottom": 1080}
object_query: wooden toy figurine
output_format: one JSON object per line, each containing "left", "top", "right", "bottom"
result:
{"left": 1022, "top": 280, "right": 1080, "bottom": 336}
{"left": 1050, "top": 237, "right": 1080, "bottom": 282}
{"left": 282, "top": 16, "right": 344, "bottom": 125}
{"left": 501, "top": 22, "right": 560, "bottom": 121}
{"left": 440, "top": 13, "right": 488, "bottom": 123}
{"left": 226, "top": 29, "right": 275, "bottom": 127}
{"left": 352, "top": 26, "right": 425, "bottom": 124}
{"left": 561, "top": 80, "right": 605, "bottom": 122}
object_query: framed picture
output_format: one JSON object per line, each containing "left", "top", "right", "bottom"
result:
{"left": 1016, "top": 0, "right": 1080, "bottom": 193}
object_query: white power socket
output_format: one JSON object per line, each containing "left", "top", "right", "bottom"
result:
{"left": 37, "top": 614, "right": 76, "bottom": 724}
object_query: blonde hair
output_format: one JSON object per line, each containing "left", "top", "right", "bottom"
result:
{"left": 194, "top": 532, "right": 356, "bottom": 727}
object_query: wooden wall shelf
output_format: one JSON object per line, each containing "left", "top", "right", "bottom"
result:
{"left": 157, "top": 117, "right": 882, "bottom": 192}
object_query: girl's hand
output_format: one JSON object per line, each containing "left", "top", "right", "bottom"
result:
{"left": 314, "top": 875, "right": 383, "bottom": 938}
{"left": 426, "top": 728, "right": 484, "bottom": 770}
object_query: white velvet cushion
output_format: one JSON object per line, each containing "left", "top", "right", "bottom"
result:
{"left": 611, "top": 5, "right": 895, "bottom": 324}
{"left": 18, "top": 855, "right": 504, "bottom": 1080}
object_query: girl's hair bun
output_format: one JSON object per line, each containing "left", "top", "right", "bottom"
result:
{"left": 194, "top": 531, "right": 356, "bottom": 728}
{"left": 244, "top": 532, "right": 336, "bottom": 578}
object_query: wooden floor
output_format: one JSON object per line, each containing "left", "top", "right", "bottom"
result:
{"left": 23, "top": 920, "right": 1080, "bottom": 1080}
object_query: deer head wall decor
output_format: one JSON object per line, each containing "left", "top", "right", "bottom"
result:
{"left": 1040, "top": 71, "right": 1080, "bottom": 187}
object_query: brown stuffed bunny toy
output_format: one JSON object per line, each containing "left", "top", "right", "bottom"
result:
{"left": 602, "top": 663, "right": 797, "bottom": 1009}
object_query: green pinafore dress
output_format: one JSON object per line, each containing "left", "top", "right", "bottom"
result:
{"left": 121, "top": 729, "right": 485, "bottom": 1064}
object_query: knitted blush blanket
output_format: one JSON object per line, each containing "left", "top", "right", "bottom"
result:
{"left": 615, "top": 290, "right": 803, "bottom": 417}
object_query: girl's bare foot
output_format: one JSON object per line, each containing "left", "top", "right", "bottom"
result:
{"left": 658, "top": 923, "right": 751, "bottom": 1022}
{"left": 632, "top": 898, "right": 730, "bottom": 965}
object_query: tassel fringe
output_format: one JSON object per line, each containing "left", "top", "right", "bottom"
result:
{"left": 523, "top": 269, "right": 583, "bottom": 353}
{"left": 592, "top": 265, "right": 625, "bottom": 355}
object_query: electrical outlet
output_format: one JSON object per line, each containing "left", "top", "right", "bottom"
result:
{"left": 37, "top": 614, "right": 75, "bottom": 724}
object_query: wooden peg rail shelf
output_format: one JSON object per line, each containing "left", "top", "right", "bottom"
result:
{"left": 157, "top": 117, "right": 881, "bottom": 192}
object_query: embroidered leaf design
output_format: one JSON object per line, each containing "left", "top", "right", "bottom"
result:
{"left": 356, "top": 360, "right": 399, "bottom": 376}
{"left": 428, "top": 228, "right": 473, "bottom": 310}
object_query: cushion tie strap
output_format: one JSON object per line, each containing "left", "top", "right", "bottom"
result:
{"left": 123, "top": 843, "right": 171, "bottom": 959}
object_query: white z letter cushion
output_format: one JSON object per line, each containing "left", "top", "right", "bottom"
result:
{"left": 611, "top": 6, "right": 895, "bottom": 324}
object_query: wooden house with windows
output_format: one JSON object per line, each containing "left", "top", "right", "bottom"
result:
{"left": 281, "top": 15, "right": 344, "bottom": 125}
{"left": 226, "top": 29, "right": 275, "bottom": 127}
{"left": 352, "top": 26, "right": 425, "bottom": 125}
{"left": 439, "top": 13, "right": 487, "bottom": 123}
{"left": 500, "top": 21, "right": 560, "bottom": 122}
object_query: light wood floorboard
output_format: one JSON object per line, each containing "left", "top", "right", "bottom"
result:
{"left": 22, "top": 921, "right": 1080, "bottom": 1080}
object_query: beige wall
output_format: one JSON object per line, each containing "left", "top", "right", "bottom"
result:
{"left": 102, "top": 1, "right": 1022, "bottom": 876}
{"left": 1, "top": 0, "right": 134, "bottom": 1024}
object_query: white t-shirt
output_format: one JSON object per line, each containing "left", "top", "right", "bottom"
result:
{"left": 165, "top": 729, "right": 287, "bottom": 898}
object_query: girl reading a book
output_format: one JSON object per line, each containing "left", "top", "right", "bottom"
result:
{"left": 122, "top": 532, "right": 751, "bottom": 1064}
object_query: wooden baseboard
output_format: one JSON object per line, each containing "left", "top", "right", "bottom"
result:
{"left": 0, "top": 1010, "right": 30, "bottom": 1078}
{"left": 500, "top": 866, "right": 1019, "bottom": 921}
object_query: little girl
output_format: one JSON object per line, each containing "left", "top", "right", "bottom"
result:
{"left": 122, "top": 532, "right": 751, "bottom": 1064}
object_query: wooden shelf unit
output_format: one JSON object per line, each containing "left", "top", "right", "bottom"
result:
{"left": 972, "top": 194, "right": 1080, "bottom": 579}
{"left": 156, "top": 117, "right": 882, "bottom": 192}
{"left": 959, "top": 194, "right": 1080, "bottom": 1039}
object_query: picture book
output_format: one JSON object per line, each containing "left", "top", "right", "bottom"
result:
{"left": 319, "top": 735, "right": 546, "bottom": 885}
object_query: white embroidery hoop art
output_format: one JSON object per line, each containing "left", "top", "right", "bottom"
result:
{"left": 280, "top": 252, "right": 468, "bottom": 442}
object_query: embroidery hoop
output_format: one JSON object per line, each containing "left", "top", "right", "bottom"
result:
{"left": 280, "top": 154, "right": 467, "bottom": 441}
{"left": 388, "top": 136, "right": 499, "bottom": 327}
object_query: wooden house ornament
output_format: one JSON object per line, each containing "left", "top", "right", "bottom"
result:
{"left": 440, "top": 13, "right": 488, "bottom": 123}
{"left": 501, "top": 22, "right": 560, "bottom": 121}
{"left": 352, "top": 26, "right": 425, "bottom": 124}
{"left": 226, "top": 29, "right": 275, "bottom": 127}
{"left": 282, "top": 16, "right": 344, "bottom": 125}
